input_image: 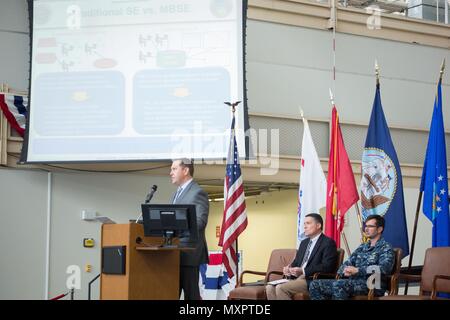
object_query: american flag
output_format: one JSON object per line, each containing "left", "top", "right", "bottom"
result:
{"left": 0, "top": 94, "right": 28, "bottom": 136}
{"left": 218, "top": 115, "right": 248, "bottom": 279}
{"left": 199, "top": 251, "right": 238, "bottom": 300}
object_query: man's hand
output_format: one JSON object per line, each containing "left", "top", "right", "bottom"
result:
{"left": 282, "top": 266, "right": 291, "bottom": 276}
{"left": 343, "top": 266, "right": 359, "bottom": 277}
{"left": 288, "top": 267, "right": 303, "bottom": 277}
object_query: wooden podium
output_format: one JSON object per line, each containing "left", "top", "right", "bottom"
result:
{"left": 100, "top": 223, "right": 181, "bottom": 300}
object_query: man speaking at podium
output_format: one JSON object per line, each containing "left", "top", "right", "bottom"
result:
{"left": 169, "top": 158, "right": 210, "bottom": 300}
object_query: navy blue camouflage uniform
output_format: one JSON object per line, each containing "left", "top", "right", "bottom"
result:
{"left": 309, "top": 237, "right": 394, "bottom": 300}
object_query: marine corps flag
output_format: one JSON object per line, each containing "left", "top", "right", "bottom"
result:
{"left": 325, "top": 106, "right": 359, "bottom": 248}
{"left": 360, "top": 85, "right": 409, "bottom": 257}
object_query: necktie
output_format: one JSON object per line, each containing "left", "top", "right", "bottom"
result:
{"left": 301, "top": 240, "right": 313, "bottom": 266}
{"left": 173, "top": 187, "right": 182, "bottom": 203}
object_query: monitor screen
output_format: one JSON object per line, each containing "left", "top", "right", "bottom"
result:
{"left": 141, "top": 204, "right": 198, "bottom": 246}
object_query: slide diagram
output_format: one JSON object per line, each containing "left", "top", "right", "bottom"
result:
{"left": 133, "top": 67, "right": 230, "bottom": 135}
{"left": 33, "top": 71, "right": 125, "bottom": 136}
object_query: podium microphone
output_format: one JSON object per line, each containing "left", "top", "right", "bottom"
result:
{"left": 145, "top": 185, "right": 158, "bottom": 204}
{"left": 135, "top": 185, "right": 158, "bottom": 223}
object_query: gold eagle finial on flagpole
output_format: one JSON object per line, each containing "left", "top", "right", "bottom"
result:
{"left": 224, "top": 101, "right": 241, "bottom": 113}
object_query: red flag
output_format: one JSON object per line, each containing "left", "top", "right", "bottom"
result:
{"left": 325, "top": 106, "right": 359, "bottom": 247}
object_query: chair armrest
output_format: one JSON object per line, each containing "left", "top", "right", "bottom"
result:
{"left": 387, "top": 273, "right": 421, "bottom": 295}
{"left": 238, "top": 270, "right": 266, "bottom": 287}
{"left": 431, "top": 275, "right": 450, "bottom": 299}
{"left": 312, "top": 272, "right": 338, "bottom": 280}
{"left": 361, "top": 274, "right": 397, "bottom": 299}
{"left": 398, "top": 273, "right": 422, "bottom": 283}
{"left": 434, "top": 275, "right": 450, "bottom": 282}
{"left": 266, "top": 270, "right": 283, "bottom": 282}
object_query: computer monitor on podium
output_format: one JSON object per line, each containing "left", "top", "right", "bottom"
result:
{"left": 141, "top": 204, "right": 198, "bottom": 247}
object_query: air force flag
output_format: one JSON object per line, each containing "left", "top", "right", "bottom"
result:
{"left": 420, "top": 80, "right": 450, "bottom": 248}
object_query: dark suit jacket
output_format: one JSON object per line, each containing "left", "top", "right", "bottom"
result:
{"left": 170, "top": 180, "right": 209, "bottom": 267}
{"left": 291, "top": 233, "right": 337, "bottom": 279}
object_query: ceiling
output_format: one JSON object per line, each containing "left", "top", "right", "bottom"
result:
{"left": 198, "top": 178, "right": 299, "bottom": 201}
{"left": 343, "top": 0, "right": 408, "bottom": 13}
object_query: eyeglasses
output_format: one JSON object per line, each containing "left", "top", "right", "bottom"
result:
{"left": 364, "top": 225, "right": 378, "bottom": 229}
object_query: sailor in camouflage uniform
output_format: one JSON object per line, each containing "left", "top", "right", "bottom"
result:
{"left": 309, "top": 215, "right": 394, "bottom": 300}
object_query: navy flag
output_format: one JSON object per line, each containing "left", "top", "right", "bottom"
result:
{"left": 360, "top": 85, "right": 409, "bottom": 257}
{"left": 420, "top": 80, "right": 450, "bottom": 247}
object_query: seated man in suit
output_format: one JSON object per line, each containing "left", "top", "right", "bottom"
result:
{"left": 266, "top": 213, "right": 337, "bottom": 300}
{"left": 309, "top": 214, "right": 394, "bottom": 300}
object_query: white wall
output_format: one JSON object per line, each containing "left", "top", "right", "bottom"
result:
{"left": 246, "top": 20, "right": 450, "bottom": 130}
{"left": 48, "top": 171, "right": 174, "bottom": 300}
{"left": 0, "top": 167, "right": 174, "bottom": 300}
{"left": 0, "top": 168, "right": 48, "bottom": 299}
{"left": 0, "top": 0, "right": 29, "bottom": 89}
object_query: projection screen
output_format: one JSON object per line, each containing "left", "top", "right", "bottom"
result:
{"left": 23, "top": 0, "right": 248, "bottom": 163}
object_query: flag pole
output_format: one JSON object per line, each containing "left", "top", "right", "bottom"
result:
{"left": 405, "top": 59, "right": 446, "bottom": 294}
{"left": 404, "top": 191, "right": 423, "bottom": 294}
{"left": 225, "top": 100, "right": 242, "bottom": 285}
{"left": 341, "top": 231, "right": 351, "bottom": 256}
{"left": 232, "top": 104, "right": 239, "bottom": 284}
{"left": 329, "top": 88, "right": 335, "bottom": 107}
{"left": 348, "top": 60, "right": 383, "bottom": 245}
{"left": 354, "top": 204, "right": 367, "bottom": 243}
{"left": 357, "top": 58, "right": 369, "bottom": 243}
{"left": 299, "top": 107, "right": 304, "bottom": 120}
{"left": 235, "top": 240, "right": 239, "bottom": 285}
{"left": 375, "top": 59, "right": 380, "bottom": 87}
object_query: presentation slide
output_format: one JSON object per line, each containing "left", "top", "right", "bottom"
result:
{"left": 26, "top": 0, "right": 247, "bottom": 162}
